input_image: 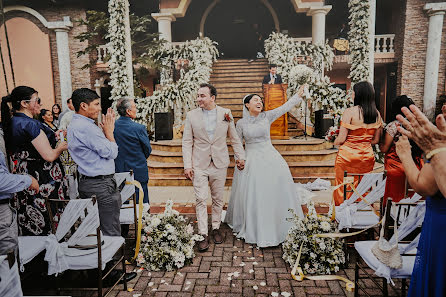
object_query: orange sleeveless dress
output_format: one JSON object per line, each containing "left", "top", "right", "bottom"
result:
{"left": 333, "top": 120, "right": 382, "bottom": 206}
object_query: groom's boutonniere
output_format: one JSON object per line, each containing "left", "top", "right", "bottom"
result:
{"left": 223, "top": 112, "right": 232, "bottom": 122}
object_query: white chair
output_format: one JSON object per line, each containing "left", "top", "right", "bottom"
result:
{"left": 115, "top": 172, "right": 148, "bottom": 226}
{"left": 353, "top": 199, "right": 425, "bottom": 297}
{"left": 336, "top": 172, "right": 386, "bottom": 230}
{"left": 44, "top": 197, "right": 126, "bottom": 297}
{"left": 18, "top": 236, "right": 47, "bottom": 267}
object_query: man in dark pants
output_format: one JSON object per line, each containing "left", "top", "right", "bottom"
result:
{"left": 262, "top": 64, "right": 283, "bottom": 85}
{"left": 114, "top": 97, "right": 151, "bottom": 204}
{"left": 0, "top": 150, "right": 39, "bottom": 297}
{"left": 67, "top": 88, "right": 136, "bottom": 283}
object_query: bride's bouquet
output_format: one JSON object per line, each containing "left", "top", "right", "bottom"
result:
{"left": 137, "top": 200, "right": 203, "bottom": 271}
{"left": 282, "top": 202, "right": 345, "bottom": 275}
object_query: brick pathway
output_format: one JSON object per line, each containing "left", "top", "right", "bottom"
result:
{"left": 24, "top": 216, "right": 407, "bottom": 297}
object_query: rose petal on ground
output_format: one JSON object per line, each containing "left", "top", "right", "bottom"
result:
{"left": 260, "top": 282, "right": 266, "bottom": 286}
{"left": 249, "top": 269, "right": 254, "bottom": 273}
{"left": 253, "top": 285, "right": 258, "bottom": 290}
{"left": 148, "top": 282, "right": 154, "bottom": 287}
{"left": 271, "top": 292, "right": 279, "bottom": 297}
{"left": 253, "top": 262, "right": 258, "bottom": 265}
{"left": 281, "top": 292, "right": 291, "bottom": 297}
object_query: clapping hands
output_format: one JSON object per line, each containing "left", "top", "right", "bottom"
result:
{"left": 100, "top": 108, "right": 116, "bottom": 141}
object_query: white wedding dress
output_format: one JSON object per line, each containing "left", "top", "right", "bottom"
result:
{"left": 224, "top": 94, "right": 306, "bottom": 247}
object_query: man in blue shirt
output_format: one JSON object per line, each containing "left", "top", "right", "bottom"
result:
{"left": 0, "top": 150, "right": 39, "bottom": 297}
{"left": 67, "top": 88, "right": 121, "bottom": 236}
{"left": 114, "top": 98, "right": 151, "bottom": 204}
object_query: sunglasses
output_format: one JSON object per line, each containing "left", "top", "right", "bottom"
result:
{"left": 24, "top": 98, "right": 41, "bottom": 105}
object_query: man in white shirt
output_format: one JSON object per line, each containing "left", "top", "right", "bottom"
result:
{"left": 182, "top": 83, "right": 245, "bottom": 251}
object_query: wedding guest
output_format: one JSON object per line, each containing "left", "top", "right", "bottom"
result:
{"left": 114, "top": 98, "right": 152, "bottom": 204}
{"left": 67, "top": 89, "right": 137, "bottom": 283}
{"left": 39, "top": 109, "right": 58, "bottom": 132}
{"left": 67, "top": 88, "right": 121, "bottom": 236}
{"left": 379, "top": 95, "right": 423, "bottom": 203}
{"left": 58, "top": 98, "right": 74, "bottom": 122}
{"left": 333, "top": 81, "right": 382, "bottom": 205}
{"left": 397, "top": 105, "right": 446, "bottom": 195}
{"left": 0, "top": 150, "right": 39, "bottom": 297}
{"left": 1, "top": 86, "right": 68, "bottom": 235}
{"left": 396, "top": 105, "right": 446, "bottom": 296}
{"left": 52, "top": 103, "right": 61, "bottom": 126}
{"left": 262, "top": 64, "right": 282, "bottom": 85}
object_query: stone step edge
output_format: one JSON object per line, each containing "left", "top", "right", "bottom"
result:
{"left": 150, "top": 149, "right": 337, "bottom": 157}
{"left": 152, "top": 138, "right": 327, "bottom": 146}
{"left": 148, "top": 160, "right": 335, "bottom": 168}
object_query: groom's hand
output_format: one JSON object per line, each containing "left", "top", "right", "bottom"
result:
{"left": 184, "top": 168, "right": 194, "bottom": 180}
{"left": 236, "top": 160, "right": 245, "bottom": 170}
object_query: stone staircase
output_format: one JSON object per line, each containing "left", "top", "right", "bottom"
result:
{"left": 147, "top": 58, "right": 337, "bottom": 187}
{"left": 148, "top": 139, "right": 337, "bottom": 186}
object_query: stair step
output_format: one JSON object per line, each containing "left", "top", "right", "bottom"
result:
{"left": 210, "top": 75, "right": 265, "bottom": 81}
{"left": 148, "top": 173, "right": 336, "bottom": 187}
{"left": 148, "top": 159, "right": 335, "bottom": 176}
{"left": 211, "top": 81, "right": 264, "bottom": 88}
{"left": 215, "top": 58, "right": 268, "bottom": 64}
{"left": 217, "top": 87, "right": 264, "bottom": 93}
{"left": 151, "top": 138, "right": 333, "bottom": 152}
{"left": 211, "top": 68, "right": 267, "bottom": 74}
{"left": 149, "top": 148, "right": 337, "bottom": 163}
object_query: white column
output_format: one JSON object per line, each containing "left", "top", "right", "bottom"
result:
{"left": 54, "top": 28, "right": 72, "bottom": 111}
{"left": 368, "top": 0, "right": 376, "bottom": 83}
{"left": 151, "top": 13, "right": 176, "bottom": 42}
{"left": 124, "top": 0, "right": 134, "bottom": 97}
{"left": 48, "top": 16, "right": 73, "bottom": 111}
{"left": 423, "top": 3, "right": 446, "bottom": 120}
{"left": 307, "top": 6, "right": 331, "bottom": 46}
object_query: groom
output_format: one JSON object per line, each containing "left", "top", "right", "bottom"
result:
{"left": 182, "top": 83, "right": 245, "bottom": 251}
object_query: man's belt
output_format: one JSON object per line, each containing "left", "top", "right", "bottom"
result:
{"left": 80, "top": 174, "right": 114, "bottom": 180}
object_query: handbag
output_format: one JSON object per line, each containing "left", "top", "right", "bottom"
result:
{"left": 371, "top": 205, "right": 403, "bottom": 269}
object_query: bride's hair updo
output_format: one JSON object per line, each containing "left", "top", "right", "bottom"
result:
{"left": 243, "top": 94, "right": 262, "bottom": 110}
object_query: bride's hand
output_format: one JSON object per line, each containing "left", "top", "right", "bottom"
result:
{"left": 298, "top": 84, "right": 307, "bottom": 98}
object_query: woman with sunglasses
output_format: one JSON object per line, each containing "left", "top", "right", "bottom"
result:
{"left": 1, "top": 86, "right": 68, "bottom": 236}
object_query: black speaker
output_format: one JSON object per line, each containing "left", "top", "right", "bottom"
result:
{"left": 155, "top": 112, "right": 173, "bottom": 141}
{"left": 314, "top": 109, "right": 334, "bottom": 139}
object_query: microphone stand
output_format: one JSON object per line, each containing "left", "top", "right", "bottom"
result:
{"left": 304, "top": 97, "right": 307, "bottom": 140}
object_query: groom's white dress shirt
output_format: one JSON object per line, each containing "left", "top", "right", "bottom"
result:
{"left": 202, "top": 108, "right": 217, "bottom": 140}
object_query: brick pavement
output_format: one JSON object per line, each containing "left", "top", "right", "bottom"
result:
{"left": 24, "top": 216, "right": 408, "bottom": 297}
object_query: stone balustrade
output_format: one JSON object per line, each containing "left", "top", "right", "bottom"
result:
{"left": 96, "top": 45, "right": 109, "bottom": 64}
{"left": 374, "top": 34, "right": 395, "bottom": 53}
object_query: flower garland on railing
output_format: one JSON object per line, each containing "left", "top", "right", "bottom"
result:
{"left": 265, "top": 33, "right": 351, "bottom": 122}
{"left": 264, "top": 32, "right": 334, "bottom": 81}
{"left": 107, "top": 0, "right": 132, "bottom": 102}
{"left": 348, "top": 0, "right": 371, "bottom": 84}
{"left": 135, "top": 38, "right": 218, "bottom": 131}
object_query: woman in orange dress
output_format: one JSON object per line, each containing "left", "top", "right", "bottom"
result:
{"left": 379, "top": 95, "right": 423, "bottom": 204}
{"left": 333, "top": 81, "right": 383, "bottom": 206}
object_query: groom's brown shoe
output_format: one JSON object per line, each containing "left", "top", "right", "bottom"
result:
{"left": 198, "top": 235, "right": 209, "bottom": 252}
{"left": 212, "top": 229, "right": 223, "bottom": 244}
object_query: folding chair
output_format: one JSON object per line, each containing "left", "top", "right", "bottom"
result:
{"left": 336, "top": 172, "right": 387, "bottom": 231}
{"left": 353, "top": 198, "right": 425, "bottom": 297}
{"left": 44, "top": 197, "right": 127, "bottom": 297}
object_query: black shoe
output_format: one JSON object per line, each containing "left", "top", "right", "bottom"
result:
{"left": 103, "top": 271, "right": 137, "bottom": 287}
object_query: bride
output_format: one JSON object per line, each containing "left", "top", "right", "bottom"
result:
{"left": 225, "top": 86, "right": 309, "bottom": 248}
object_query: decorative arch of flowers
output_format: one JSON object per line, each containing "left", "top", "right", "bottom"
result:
{"left": 134, "top": 38, "right": 218, "bottom": 131}
{"left": 348, "top": 0, "right": 371, "bottom": 84}
{"left": 107, "top": 0, "right": 132, "bottom": 102}
{"left": 264, "top": 32, "right": 351, "bottom": 120}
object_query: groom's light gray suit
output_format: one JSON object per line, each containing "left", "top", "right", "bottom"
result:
{"left": 182, "top": 105, "right": 245, "bottom": 235}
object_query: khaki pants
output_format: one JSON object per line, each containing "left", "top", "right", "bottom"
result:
{"left": 193, "top": 162, "right": 227, "bottom": 236}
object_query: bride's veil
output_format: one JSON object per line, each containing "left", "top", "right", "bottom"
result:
{"left": 242, "top": 94, "right": 253, "bottom": 119}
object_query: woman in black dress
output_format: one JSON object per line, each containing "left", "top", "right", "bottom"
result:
{"left": 1, "top": 86, "right": 68, "bottom": 235}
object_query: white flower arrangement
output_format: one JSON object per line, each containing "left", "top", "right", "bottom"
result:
{"left": 264, "top": 32, "right": 351, "bottom": 122}
{"left": 137, "top": 200, "right": 203, "bottom": 271}
{"left": 282, "top": 202, "right": 345, "bottom": 275}
{"left": 134, "top": 38, "right": 218, "bottom": 131}
{"left": 107, "top": 0, "right": 132, "bottom": 103}
{"left": 348, "top": 0, "right": 371, "bottom": 84}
